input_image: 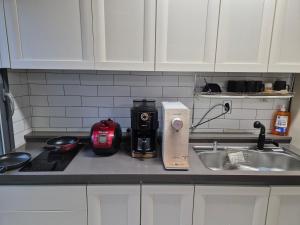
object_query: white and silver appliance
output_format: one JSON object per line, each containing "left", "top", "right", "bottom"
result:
{"left": 161, "top": 102, "right": 190, "bottom": 170}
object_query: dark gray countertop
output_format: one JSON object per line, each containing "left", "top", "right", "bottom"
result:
{"left": 2, "top": 142, "right": 300, "bottom": 185}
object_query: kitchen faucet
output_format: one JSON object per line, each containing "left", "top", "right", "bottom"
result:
{"left": 253, "top": 121, "right": 265, "bottom": 150}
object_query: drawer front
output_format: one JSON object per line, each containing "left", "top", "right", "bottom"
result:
{"left": 0, "top": 185, "right": 86, "bottom": 211}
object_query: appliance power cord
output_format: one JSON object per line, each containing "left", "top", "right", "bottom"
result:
{"left": 190, "top": 103, "right": 231, "bottom": 131}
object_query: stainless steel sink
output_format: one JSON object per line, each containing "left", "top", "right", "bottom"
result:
{"left": 194, "top": 145, "right": 300, "bottom": 171}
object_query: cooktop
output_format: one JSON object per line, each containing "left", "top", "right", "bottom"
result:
{"left": 20, "top": 147, "right": 80, "bottom": 172}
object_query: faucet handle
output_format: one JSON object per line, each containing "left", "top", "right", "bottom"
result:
{"left": 254, "top": 121, "right": 266, "bottom": 133}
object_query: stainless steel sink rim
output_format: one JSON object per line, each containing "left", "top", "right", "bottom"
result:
{"left": 194, "top": 146, "right": 300, "bottom": 172}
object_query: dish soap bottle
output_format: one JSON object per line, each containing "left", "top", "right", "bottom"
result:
{"left": 272, "top": 105, "right": 290, "bottom": 136}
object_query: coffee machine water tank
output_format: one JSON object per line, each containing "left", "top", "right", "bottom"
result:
{"left": 161, "top": 102, "right": 190, "bottom": 170}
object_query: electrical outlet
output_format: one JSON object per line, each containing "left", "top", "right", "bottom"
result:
{"left": 223, "top": 100, "right": 232, "bottom": 114}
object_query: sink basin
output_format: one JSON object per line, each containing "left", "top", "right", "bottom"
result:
{"left": 196, "top": 149, "right": 300, "bottom": 171}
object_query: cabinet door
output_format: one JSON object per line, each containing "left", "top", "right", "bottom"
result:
{"left": 266, "top": 187, "right": 300, "bottom": 225}
{"left": 87, "top": 185, "right": 140, "bottom": 225}
{"left": 4, "top": 0, "right": 94, "bottom": 70}
{"left": 141, "top": 185, "right": 194, "bottom": 225}
{"left": 93, "top": 0, "right": 156, "bottom": 71}
{"left": 156, "top": 0, "right": 220, "bottom": 72}
{"left": 194, "top": 186, "right": 270, "bottom": 225}
{"left": 0, "top": 185, "right": 87, "bottom": 225}
{"left": 0, "top": 0, "right": 9, "bottom": 68}
{"left": 215, "top": 0, "right": 276, "bottom": 72}
{"left": 268, "top": 1, "right": 300, "bottom": 72}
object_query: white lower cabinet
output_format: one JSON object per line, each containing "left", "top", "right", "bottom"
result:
{"left": 193, "top": 186, "right": 270, "bottom": 225}
{"left": 3, "top": 184, "right": 300, "bottom": 225}
{"left": 87, "top": 185, "right": 140, "bottom": 225}
{"left": 141, "top": 185, "right": 194, "bottom": 225}
{"left": 0, "top": 185, "right": 87, "bottom": 225}
{"left": 266, "top": 187, "right": 300, "bottom": 225}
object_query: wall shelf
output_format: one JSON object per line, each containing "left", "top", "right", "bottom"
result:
{"left": 196, "top": 92, "right": 294, "bottom": 99}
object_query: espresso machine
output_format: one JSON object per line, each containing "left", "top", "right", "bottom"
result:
{"left": 131, "top": 99, "right": 159, "bottom": 158}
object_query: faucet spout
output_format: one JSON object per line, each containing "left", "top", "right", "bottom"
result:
{"left": 254, "top": 121, "right": 266, "bottom": 150}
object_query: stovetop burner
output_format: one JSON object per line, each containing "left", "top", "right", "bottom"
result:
{"left": 20, "top": 147, "right": 81, "bottom": 172}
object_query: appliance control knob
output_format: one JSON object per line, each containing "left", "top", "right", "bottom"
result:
{"left": 171, "top": 118, "right": 183, "bottom": 131}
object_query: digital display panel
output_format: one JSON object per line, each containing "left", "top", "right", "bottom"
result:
{"left": 99, "top": 135, "right": 107, "bottom": 143}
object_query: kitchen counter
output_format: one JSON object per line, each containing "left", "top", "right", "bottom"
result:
{"left": 2, "top": 142, "right": 300, "bottom": 185}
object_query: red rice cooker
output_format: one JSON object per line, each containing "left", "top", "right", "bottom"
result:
{"left": 90, "top": 119, "right": 122, "bottom": 156}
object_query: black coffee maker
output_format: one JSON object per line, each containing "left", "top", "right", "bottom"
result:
{"left": 131, "top": 99, "right": 159, "bottom": 158}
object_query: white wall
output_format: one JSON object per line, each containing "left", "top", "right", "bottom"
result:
{"left": 291, "top": 77, "right": 300, "bottom": 146}
{"left": 8, "top": 71, "right": 32, "bottom": 148}
{"left": 8, "top": 70, "right": 292, "bottom": 148}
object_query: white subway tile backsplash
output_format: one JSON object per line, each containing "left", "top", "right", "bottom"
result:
{"left": 50, "top": 117, "right": 82, "bottom": 128}
{"left": 209, "top": 119, "right": 239, "bottom": 129}
{"left": 32, "top": 107, "right": 65, "bottom": 117}
{"left": 82, "top": 97, "right": 113, "bottom": 107}
{"left": 27, "top": 72, "right": 46, "bottom": 84}
{"left": 48, "top": 96, "right": 81, "bottom": 106}
{"left": 83, "top": 118, "right": 101, "bottom": 127}
{"left": 47, "top": 73, "right": 80, "bottom": 84}
{"left": 179, "top": 75, "right": 195, "bottom": 87}
{"left": 32, "top": 127, "right": 67, "bottom": 132}
{"left": 194, "top": 98, "right": 211, "bottom": 108}
{"left": 98, "top": 86, "right": 130, "bottom": 96}
{"left": 242, "top": 99, "right": 274, "bottom": 109}
{"left": 147, "top": 76, "right": 178, "bottom": 86}
{"left": 113, "top": 97, "right": 134, "bottom": 107}
{"left": 163, "top": 87, "right": 193, "bottom": 97}
{"left": 32, "top": 117, "right": 49, "bottom": 128}
{"left": 64, "top": 85, "right": 97, "bottom": 96}
{"left": 131, "top": 87, "right": 162, "bottom": 97}
{"left": 66, "top": 107, "right": 98, "bottom": 117}
{"left": 194, "top": 107, "right": 224, "bottom": 119}
{"left": 30, "top": 96, "right": 48, "bottom": 106}
{"left": 80, "top": 74, "right": 113, "bottom": 85}
{"left": 8, "top": 72, "right": 27, "bottom": 84}
{"left": 67, "top": 128, "right": 90, "bottom": 132}
{"left": 115, "top": 117, "right": 131, "bottom": 128}
{"left": 131, "top": 71, "right": 163, "bottom": 76}
{"left": 114, "top": 75, "right": 146, "bottom": 86}
{"left": 99, "top": 107, "right": 130, "bottom": 118}
{"left": 256, "top": 110, "right": 275, "bottom": 120}
{"left": 8, "top": 70, "right": 292, "bottom": 136}
{"left": 225, "top": 109, "right": 257, "bottom": 120}
{"left": 10, "top": 84, "right": 29, "bottom": 97}
{"left": 30, "top": 84, "right": 64, "bottom": 95}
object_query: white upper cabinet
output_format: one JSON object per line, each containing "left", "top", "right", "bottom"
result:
{"left": 266, "top": 187, "right": 300, "bottom": 225}
{"left": 0, "top": 0, "right": 9, "bottom": 68}
{"left": 194, "top": 186, "right": 270, "bottom": 225}
{"left": 155, "top": 0, "right": 220, "bottom": 72}
{"left": 87, "top": 185, "right": 140, "bottom": 225}
{"left": 215, "top": 0, "right": 276, "bottom": 72}
{"left": 268, "top": 1, "right": 300, "bottom": 72}
{"left": 93, "top": 0, "right": 156, "bottom": 71}
{"left": 141, "top": 185, "right": 194, "bottom": 225}
{"left": 4, "top": 0, "right": 94, "bottom": 70}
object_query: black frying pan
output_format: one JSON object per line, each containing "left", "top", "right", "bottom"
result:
{"left": 0, "top": 152, "right": 31, "bottom": 173}
{"left": 44, "top": 136, "right": 79, "bottom": 153}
